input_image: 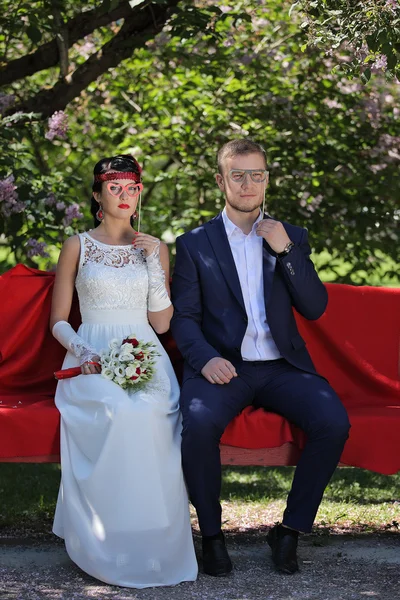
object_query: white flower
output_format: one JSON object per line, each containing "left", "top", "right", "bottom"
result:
{"left": 121, "top": 342, "right": 134, "bottom": 353}
{"left": 119, "top": 351, "right": 135, "bottom": 363}
{"left": 109, "top": 339, "right": 121, "bottom": 350}
{"left": 110, "top": 349, "right": 120, "bottom": 361}
{"left": 114, "top": 366, "right": 126, "bottom": 377}
{"left": 125, "top": 365, "right": 138, "bottom": 378}
{"left": 102, "top": 368, "right": 114, "bottom": 380}
{"left": 115, "top": 376, "right": 126, "bottom": 386}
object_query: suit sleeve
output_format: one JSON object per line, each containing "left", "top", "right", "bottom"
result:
{"left": 170, "top": 235, "right": 221, "bottom": 372}
{"left": 278, "top": 228, "right": 328, "bottom": 320}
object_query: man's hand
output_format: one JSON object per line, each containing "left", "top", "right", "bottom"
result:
{"left": 256, "top": 219, "right": 291, "bottom": 254}
{"left": 201, "top": 357, "right": 238, "bottom": 385}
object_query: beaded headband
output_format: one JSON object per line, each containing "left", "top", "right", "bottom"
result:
{"left": 94, "top": 171, "right": 141, "bottom": 183}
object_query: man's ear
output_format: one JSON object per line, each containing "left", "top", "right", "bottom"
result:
{"left": 215, "top": 173, "right": 225, "bottom": 191}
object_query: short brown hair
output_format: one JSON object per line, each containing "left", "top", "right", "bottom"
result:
{"left": 217, "top": 139, "right": 267, "bottom": 174}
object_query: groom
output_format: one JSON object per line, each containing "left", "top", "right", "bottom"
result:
{"left": 170, "top": 139, "right": 350, "bottom": 576}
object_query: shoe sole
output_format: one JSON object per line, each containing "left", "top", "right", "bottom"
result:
{"left": 203, "top": 566, "right": 233, "bottom": 577}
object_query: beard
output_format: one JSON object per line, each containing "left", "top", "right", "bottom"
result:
{"left": 226, "top": 195, "right": 262, "bottom": 214}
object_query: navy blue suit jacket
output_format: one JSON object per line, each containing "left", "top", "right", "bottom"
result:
{"left": 170, "top": 213, "right": 328, "bottom": 382}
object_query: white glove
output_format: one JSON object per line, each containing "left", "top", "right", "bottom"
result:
{"left": 52, "top": 320, "right": 98, "bottom": 365}
{"left": 146, "top": 243, "right": 172, "bottom": 312}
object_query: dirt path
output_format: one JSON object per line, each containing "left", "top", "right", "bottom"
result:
{"left": 0, "top": 532, "right": 399, "bottom": 600}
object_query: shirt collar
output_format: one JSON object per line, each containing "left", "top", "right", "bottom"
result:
{"left": 222, "top": 207, "right": 263, "bottom": 238}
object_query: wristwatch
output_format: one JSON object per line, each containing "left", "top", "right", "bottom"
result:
{"left": 277, "top": 241, "right": 295, "bottom": 258}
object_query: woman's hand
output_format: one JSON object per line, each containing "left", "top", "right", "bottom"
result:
{"left": 80, "top": 356, "right": 101, "bottom": 375}
{"left": 132, "top": 233, "right": 160, "bottom": 257}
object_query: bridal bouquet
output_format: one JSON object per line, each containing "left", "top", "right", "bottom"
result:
{"left": 100, "top": 334, "right": 159, "bottom": 391}
{"left": 54, "top": 334, "right": 159, "bottom": 391}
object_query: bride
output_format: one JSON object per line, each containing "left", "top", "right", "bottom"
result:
{"left": 50, "top": 154, "right": 198, "bottom": 588}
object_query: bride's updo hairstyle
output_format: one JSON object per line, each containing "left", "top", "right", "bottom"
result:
{"left": 90, "top": 154, "right": 142, "bottom": 227}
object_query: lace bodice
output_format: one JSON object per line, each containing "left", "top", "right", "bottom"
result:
{"left": 76, "top": 232, "right": 149, "bottom": 314}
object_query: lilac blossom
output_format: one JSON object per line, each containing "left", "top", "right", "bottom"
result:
{"left": 80, "top": 36, "right": 96, "bottom": 59}
{"left": 45, "top": 110, "right": 69, "bottom": 141}
{"left": 299, "top": 193, "right": 323, "bottom": 213}
{"left": 372, "top": 55, "right": 388, "bottom": 70}
{"left": 323, "top": 98, "right": 343, "bottom": 110}
{"left": 0, "top": 93, "right": 16, "bottom": 114}
{"left": 44, "top": 193, "right": 56, "bottom": 207}
{"left": 56, "top": 201, "right": 66, "bottom": 211}
{"left": 385, "top": 0, "right": 398, "bottom": 12}
{"left": 0, "top": 175, "right": 25, "bottom": 217}
{"left": 63, "top": 203, "right": 84, "bottom": 226}
{"left": 26, "top": 238, "right": 49, "bottom": 258}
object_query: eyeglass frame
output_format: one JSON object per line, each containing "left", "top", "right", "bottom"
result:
{"left": 228, "top": 169, "right": 269, "bottom": 183}
{"left": 106, "top": 181, "right": 143, "bottom": 198}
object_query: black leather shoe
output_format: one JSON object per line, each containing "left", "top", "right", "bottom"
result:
{"left": 267, "top": 524, "right": 299, "bottom": 574}
{"left": 202, "top": 532, "right": 233, "bottom": 576}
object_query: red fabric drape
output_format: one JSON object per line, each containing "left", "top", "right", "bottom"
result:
{"left": 0, "top": 265, "right": 399, "bottom": 473}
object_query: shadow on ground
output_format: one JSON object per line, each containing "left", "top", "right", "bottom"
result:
{"left": 0, "top": 530, "right": 399, "bottom": 600}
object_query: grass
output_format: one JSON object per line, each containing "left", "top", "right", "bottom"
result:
{"left": 0, "top": 464, "right": 398, "bottom": 537}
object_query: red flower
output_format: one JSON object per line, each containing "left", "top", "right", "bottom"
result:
{"left": 130, "top": 375, "right": 138, "bottom": 381}
{"left": 135, "top": 351, "right": 144, "bottom": 360}
{"left": 135, "top": 367, "right": 141, "bottom": 375}
{"left": 122, "top": 337, "right": 139, "bottom": 346}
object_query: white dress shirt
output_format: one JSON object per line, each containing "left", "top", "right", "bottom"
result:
{"left": 222, "top": 208, "right": 282, "bottom": 361}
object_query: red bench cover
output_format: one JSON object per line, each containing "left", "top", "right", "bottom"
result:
{"left": 0, "top": 264, "right": 399, "bottom": 474}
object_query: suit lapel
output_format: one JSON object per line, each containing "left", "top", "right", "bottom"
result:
{"left": 205, "top": 214, "right": 246, "bottom": 313}
{"left": 205, "top": 212, "right": 278, "bottom": 313}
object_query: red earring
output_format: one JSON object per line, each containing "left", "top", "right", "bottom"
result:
{"left": 96, "top": 208, "right": 104, "bottom": 221}
{"left": 133, "top": 212, "right": 137, "bottom": 219}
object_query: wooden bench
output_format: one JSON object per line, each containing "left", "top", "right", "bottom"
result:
{"left": 0, "top": 264, "right": 399, "bottom": 474}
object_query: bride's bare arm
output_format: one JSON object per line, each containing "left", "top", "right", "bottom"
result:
{"left": 50, "top": 236, "right": 100, "bottom": 374}
{"left": 147, "top": 242, "right": 174, "bottom": 334}
{"left": 50, "top": 235, "right": 80, "bottom": 330}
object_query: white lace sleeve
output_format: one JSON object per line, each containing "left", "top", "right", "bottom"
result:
{"left": 146, "top": 243, "right": 172, "bottom": 312}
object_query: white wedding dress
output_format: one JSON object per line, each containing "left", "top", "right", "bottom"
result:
{"left": 53, "top": 232, "right": 198, "bottom": 588}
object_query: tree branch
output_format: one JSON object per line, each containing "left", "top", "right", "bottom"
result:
{"left": 7, "top": 1, "right": 180, "bottom": 118}
{"left": 52, "top": 1, "right": 69, "bottom": 80}
{"left": 0, "top": 0, "right": 138, "bottom": 86}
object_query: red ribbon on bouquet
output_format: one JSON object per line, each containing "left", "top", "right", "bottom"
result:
{"left": 54, "top": 362, "right": 101, "bottom": 380}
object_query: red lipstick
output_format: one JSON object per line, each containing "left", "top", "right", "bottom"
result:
{"left": 118, "top": 204, "right": 130, "bottom": 209}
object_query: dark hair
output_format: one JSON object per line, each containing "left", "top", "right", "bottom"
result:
{"left": 90, "top": 154, "right": 142, "bottom": 227}
{"left": 217, "top": 139, "right": 267, "bottom": 174}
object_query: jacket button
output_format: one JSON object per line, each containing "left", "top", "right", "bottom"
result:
{"left": 242, "top": 316, "right": 248, "bottom": 323}
{"left": 234, "top": 347, "right": 240, "bottom": 353}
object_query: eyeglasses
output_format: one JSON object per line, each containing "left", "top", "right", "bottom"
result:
{"left": 106, "top": 182, "right": 143, "bottom": 198}
{"left": 229, "top": 169, "right": 268, "bottom": 183}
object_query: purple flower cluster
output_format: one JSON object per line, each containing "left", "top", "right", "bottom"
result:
{"left": 26, "top": 238, "right": 49, "bottom": 258}
{"left": 45, "top": 111, "right": 69, "bottom": 141}
{"left": 44, "top": 193, "right": 56, "bottom": 207}
{"left": 385, "top": 0, "right": 398, "bottom": 13}
{"left": 63, "top": 203, "right": 83, "bottom": 226}
{"left": 0, "top": 93, "right": 16, "bottom": 114}
{"left": 372, "top": 55, "right": 388, "bottom": 70}
{"left": 0, "top": 175, "right": 25, "bottom": 217}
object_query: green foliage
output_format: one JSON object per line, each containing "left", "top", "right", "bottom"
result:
{"left": 0, "top": 464, "right": 398, "bottom": 532}
{"left": 0, "top": 0, "right": 399, "bottom": 283}
{"left": 293, "top": 0, "right": 400, "bottom": 81}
